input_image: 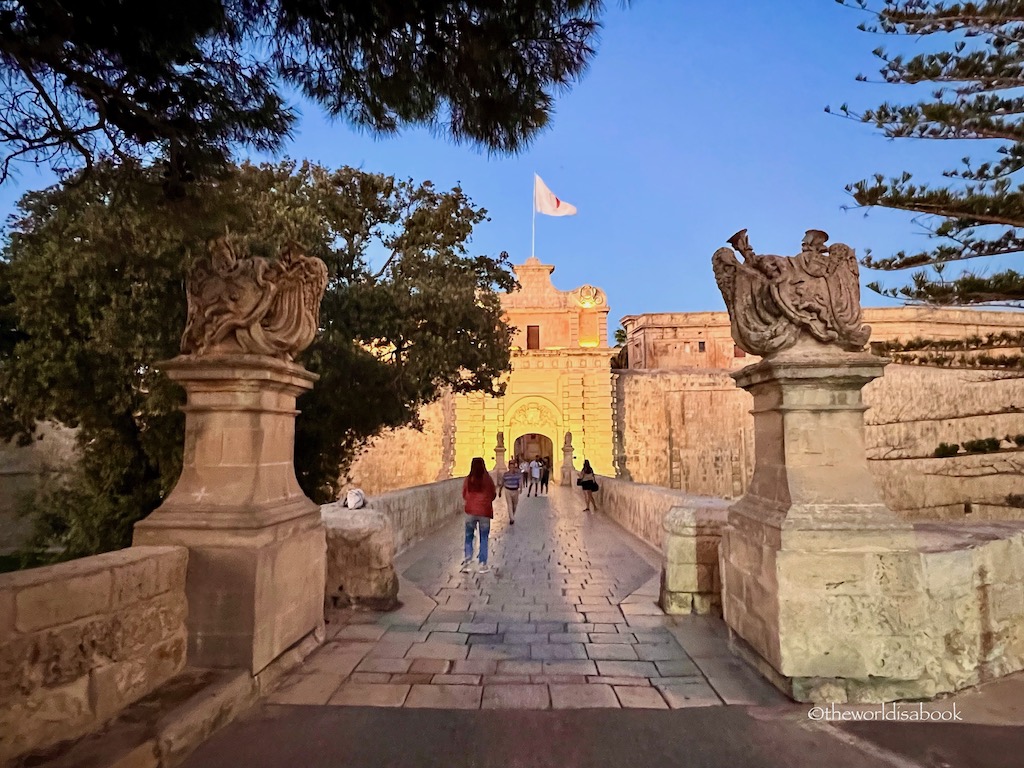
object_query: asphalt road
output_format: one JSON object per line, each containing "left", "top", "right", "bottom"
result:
{"left": 180, "top": 704, "right": 1024, "bottom": 768}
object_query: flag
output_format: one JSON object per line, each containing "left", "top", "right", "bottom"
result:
{"left": 534, "top": 174, "right": 577, "bottom": 217}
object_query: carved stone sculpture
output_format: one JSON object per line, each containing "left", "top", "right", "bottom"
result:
{"left": 712, "top": 229, "right": 870, "bottom": 356}
{"left": 181, "top": 237, "right": 328, "bottom": 361}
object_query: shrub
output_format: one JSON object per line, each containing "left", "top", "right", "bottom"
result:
{"left": 933, "top": 442, "right": 961, "bottom": 458}
{"left": 962, "top": 438, "right": 1002, "bottom": 454}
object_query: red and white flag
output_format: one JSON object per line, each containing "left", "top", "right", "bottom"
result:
{"left": 534, "top": 174, "right": 577, "bottom": 217}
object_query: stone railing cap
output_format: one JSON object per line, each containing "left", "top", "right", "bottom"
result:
{"left": 663, "top": 503, "right": 729, "bottom": 533}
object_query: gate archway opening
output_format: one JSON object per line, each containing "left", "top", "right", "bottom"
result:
{"left": 512, "top": 433, "right": 554, "bottom": 466}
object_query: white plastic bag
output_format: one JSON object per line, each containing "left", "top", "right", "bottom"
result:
{"left": 344, "top": 488, "right": 366, "bottom": 509}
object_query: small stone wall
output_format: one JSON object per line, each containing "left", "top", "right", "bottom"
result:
{"left": 0, "top": 546, "right": 188, "bottom": 763}
{"left": 363, "top": 477, "right": 465, "bottom": 555}
{"left": 321, "top": 478, "right": 464, "bottom": 608}
{"left": 595, "top": 477, "right": 729, "bottom": 614}
{"left": 731, "top": 521, "right": 1024, "bottom": 703}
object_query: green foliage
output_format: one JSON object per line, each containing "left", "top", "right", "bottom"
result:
{"left": 836, "top": 1, "right": 1024, "bottom": 308}
{"left": 1008, "top": 493, "right": 1024, "bottom": 508}
{"left": 933, "top": 442, "right": 961, "bottom": 458}
{"left": 0, "top": 160, "right": 513, "bottom": 559}
{"left": 962, "top": 437, "right": 1003, "bottom": 454}
{"left": 0, "top": 1, "right": 616, "bottom": 191}
{"left": 614, "top": 327, "right": 627, "bottom": 346}
{"left": 867, "top": 331, "right": 1024, "bottom": 368}
{"left": 1012, "top": 433, "right": 1024, "bottom": 447}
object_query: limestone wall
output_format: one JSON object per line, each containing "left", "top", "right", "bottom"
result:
{"left": 345, "top": 396, "right": 454, "bottom": 496}
{"left": 742, "top": 521, "right": 1024, "bottom": 703}
{"left": 0, "top": 423, "right": 78, "bottom": 553}
{"left": 614, "top": 365, "right": 1024, "bottom": 519}
{"left": 863, "top": 365, "right": 1024, "bottom": 519}
{"left": 594, "top": 476, "right": 696, "bottom": 552}
{"left": 594, "top": 476, "right": 729, "bottom": 615}
{"left": 612, "top": 369, "right": 754, "bottom": 499}
{"left": 0, "top": 546, "right": 188, "bottom": 763}
{"left": 362, "top": 478, "right": 465, "bottom": 555}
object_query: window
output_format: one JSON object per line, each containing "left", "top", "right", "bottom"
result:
{"left": 698, "top": 341, "right": 706, "bottom": 353}
{"left": 527, "top": 325, "right": 540, "bottom": 350}
{"left": 733, "top": 345, "right": 746, "bottom": 358}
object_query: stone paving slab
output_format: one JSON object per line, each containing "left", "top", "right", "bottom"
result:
{"left": 269, "top": 488, "right": 782, "bottom": 710}
{"left": 550, "top": 684, "right": 620, "bottom": 709}
{"left": 481, "top": 684, "right": 551, "bottom": 710}
{"left": 328, "top": 683, "right": 410, "bottom": 707}
{"left": 405, "top": 684, "right": 483, "bottom": 709}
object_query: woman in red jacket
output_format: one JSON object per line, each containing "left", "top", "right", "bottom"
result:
{"left": 462, "top": 456, "right": 497, "bottom": 574}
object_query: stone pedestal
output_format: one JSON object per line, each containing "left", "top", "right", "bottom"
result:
{"left": 493, "top": 432, "right": 507, "bottom": 476}
{"left": 720, "top": 348, "right": 919, "bottom": 701}
{"left": 322, "top": 505, "right": 398, "bottom": 610}
{"left": 560, "top": 433, "right": 575, "bottom": 486}
{"left": 134, "top": 355, "right": 326, "bottom": 674}
{"left": 660, "top": 504, "right": 727, "bottom": 616}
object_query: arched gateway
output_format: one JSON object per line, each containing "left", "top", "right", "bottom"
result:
{"left": 452, "top": 256, "right": 615, "bottom": 478}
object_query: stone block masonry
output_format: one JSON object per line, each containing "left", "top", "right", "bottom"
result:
{"left": 361, "top": 478, "right": 464, "bottom": 555}
{"left": 593, "top": 477, "right": 728, "bottom": 615}
{"left": 0, "top": 546, "right": 188, "bottom": 764}
{"left": 321, "top": 479, "right": 464, "bottom": 611}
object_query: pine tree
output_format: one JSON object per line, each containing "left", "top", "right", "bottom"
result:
{"left": 835, "top": 0, "right": 1024, "bottom": 308}
{"left": 0, "top": 1, "right": 615, "bottom": 193}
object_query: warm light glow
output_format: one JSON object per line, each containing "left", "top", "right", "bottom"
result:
{"left": 579, "top": 340, "right": 599, "bottom": 348}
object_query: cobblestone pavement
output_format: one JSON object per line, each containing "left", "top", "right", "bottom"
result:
{"left": 268, "top": 486, "right": 785, "bottom": 710}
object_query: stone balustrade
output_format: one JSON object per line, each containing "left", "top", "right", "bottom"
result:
{"left": 595, "top": 476, "right": 729, "bottom": 614}
{"left": 0, "top": 546, "right": 188, "bottom": 763}
{"left": 360, "top": 477, "right": 465, "bottom": 555}
{"left": 322, "top": 478, "right": 464, "bottom": 608}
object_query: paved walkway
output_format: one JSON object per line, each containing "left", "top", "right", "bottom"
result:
{"left": 267, "top": 486, "right": 784, "bottom": 710}
{"left": 184, "top": 488, "right": 1024, "bottom": 767}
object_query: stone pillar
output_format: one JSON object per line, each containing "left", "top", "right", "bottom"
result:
{"left": 493, "top": 432, "right": 507, "bottom": 475}
{"left": 560, "top": 431, "right": 575, "bottom": 486}
{"left": 134, "top": 355, "right": 325, "bottom": 673}
{"left": 720, "top": 348, "right": 915, "bottom": 700}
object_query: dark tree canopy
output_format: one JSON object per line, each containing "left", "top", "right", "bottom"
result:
{"left": 0, "top": 1, "right": 613, "bottom": 192}
{"left": 0, "top": 160, "right": 514, "bottom": 558}
{"left": 835, "top": 0, "right": 1024, "bottom": 308}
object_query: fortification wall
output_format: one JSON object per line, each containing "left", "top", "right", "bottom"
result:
{"left": 344, "top": 395, "right": 454, "bottom": 496}
{"left": 614, "top": 364, "right": 1024, "bottom": 519}
{"left": 612, "top": 369, "right": 754, "bottom": 499}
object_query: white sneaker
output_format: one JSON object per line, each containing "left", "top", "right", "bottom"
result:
{"left": 478, "top": 563, "right": 491, "bottom": 574}
{"left": 460, "top": 559, "right": 473, "bottom": 573}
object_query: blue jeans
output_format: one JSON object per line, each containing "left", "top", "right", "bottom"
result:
{"left": 464, "top": 515, "right": 490, "bottom": 564}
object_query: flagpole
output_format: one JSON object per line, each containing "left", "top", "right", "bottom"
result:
{"left": 531, "top": 174, "right": 537, "bottom": 257}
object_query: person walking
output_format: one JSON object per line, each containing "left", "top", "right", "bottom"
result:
{"left": 577, "top": 459, "right": 599, "bottom": 512}
{"left": 528, "top": 457, "right": 542, "bottom": 496}
{"left": 540, "top": 458, "right": 550, "bottom": 495}
{"left": 520, "top": 457, "right": 530, "bottom": 494}
{"left": 498, "top": 458, "right": 522, "bottom": 525}
{"left": 462, "top": 457, "right": 496, "bottom": 573}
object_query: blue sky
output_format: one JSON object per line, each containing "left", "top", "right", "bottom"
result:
{"left": 0, "top": 1, "right": 991, "bottom": 327}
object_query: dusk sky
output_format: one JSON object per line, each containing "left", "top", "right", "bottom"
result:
{"left": 0, "top": 1, "right": 987, "bottom": 329}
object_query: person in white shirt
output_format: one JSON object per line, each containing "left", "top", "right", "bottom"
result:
{"left": 528, "top": 458, "right": 542, "bottom": 497}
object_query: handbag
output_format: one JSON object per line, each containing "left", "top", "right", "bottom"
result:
{"left": 576, "top": 478, "right": 583, "bottom": 486}
{"left": 593, "top": 482, "right": 600, "bottom": 492}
